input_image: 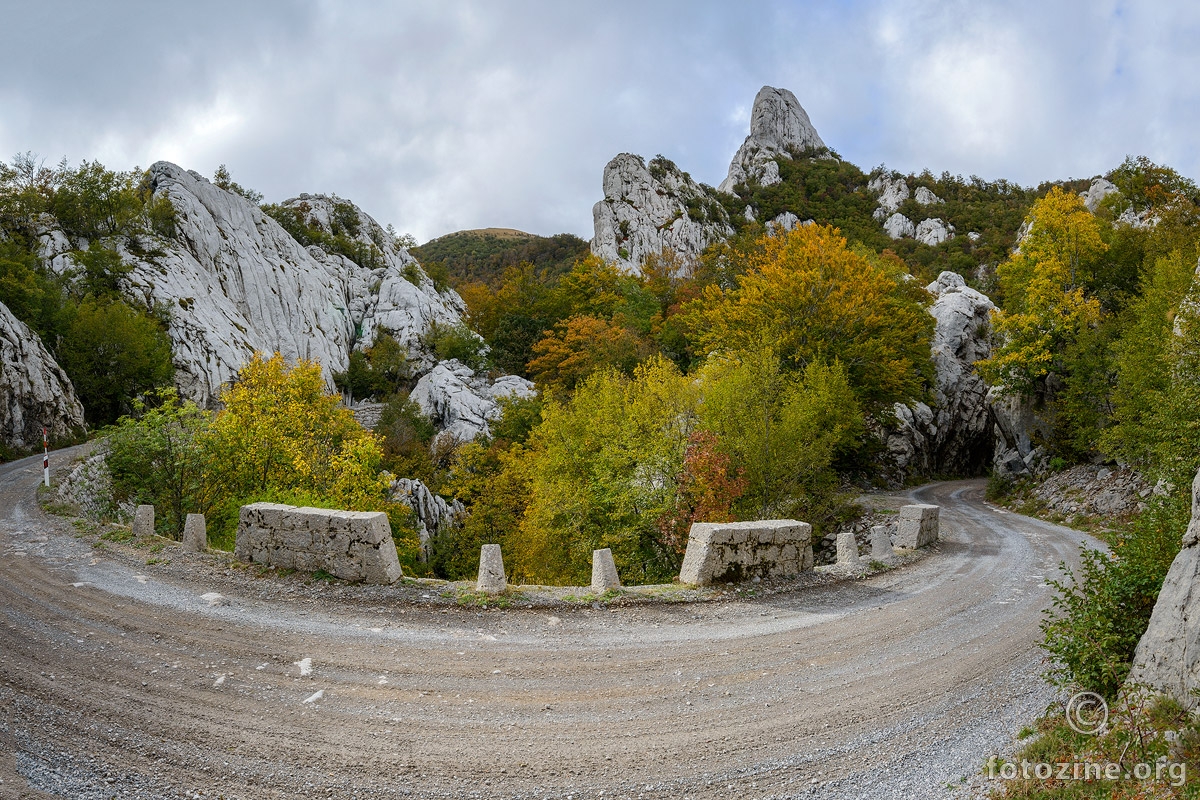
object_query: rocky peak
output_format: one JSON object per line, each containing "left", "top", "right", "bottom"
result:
{"left": 591, "top": 154, "right": 732, "bottom": 273}
{"left": 719, "top": 86, "right": 826, "bottom": 193}
{"left": 0, "top": 300, "right": 85, "bottom": 450}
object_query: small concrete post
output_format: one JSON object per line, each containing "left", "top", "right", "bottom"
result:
{"left": 836, "top": 531, "right": 861, "bottom": 567}
{"left": 870, "top": 525, "right": 894, "bottom": 561}
{"left": 477, "top": 544, "right": 507, "bottom": 594}
{"left": 591, "top": 548, "right": 621, "bottom": 593}
{"left": 182, "top": 513, "right": 207, "bottom": 552}
{"left": 132, "top": 505, "right": 155, "bottom": 539}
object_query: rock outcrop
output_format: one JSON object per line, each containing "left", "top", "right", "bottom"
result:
{"left": 388, "top": 477, "right": 465, "bottom": 555}
{"left": 591, "top": 154, "right": 732, "bottom": 273}
{"left": 37, "top": 162, "right": 467, "bottom": 407}
{"left": 883, "top": 212, "right": 916, "bottom": 240}
{"left": 410, "top": 359, "right": 535, "bottom": 442}
{"left": 869, "top": 176, "right": 910, "bottom": 220}
{"left": 915, "top": 218, "right": 954, "bottom": 246}
{"left": 1080, "top": 177, "right": 1118, "bottom": 212}
{"left": 719, "top": 86, "right": 826, "bottom": 193}
{"left": 0, "top": 300, "right": 85, "bottom": 450}
{"left": 888, "top": 272, "right": 995, "bottom": 474}
{"left": 1126, "top": 467, "right": 1200, "bottom": 708}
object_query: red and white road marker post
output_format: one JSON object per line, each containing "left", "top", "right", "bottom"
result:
{"left": 42, "top": 426, "right": 49, "bottom": 487}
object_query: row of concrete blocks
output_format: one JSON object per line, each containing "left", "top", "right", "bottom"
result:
{"left": 836, "top": 504, "right": 940, "bottom": 568}
{"left": 131, "top": 504, "right": 207, "bottom": 553}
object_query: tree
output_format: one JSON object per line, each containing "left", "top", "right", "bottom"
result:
{"left": 515, "top": 356, "right": 699, "bottom": 585}
{"left": 212, "top": 164, "right": 263, "bottom": 203}
{"left": 527, "top": 314, "right": 648, "bottom": 396}
{"left": 104, "top": 389, "right": 211, "bottom": 539}
{"left": 978, "top": 187, "right": 1105, "bottom": 396}
{"left": 686, "top": 224, "right": 933, "bottom": 408}
{"left": 199, "top": 353, "right": 419, "bottom": 562}
{"left": 698, "top": 349, "right": 861, "bottom": 520}
{"left": 56, "top": 297, "right": 175, "bottom": 426}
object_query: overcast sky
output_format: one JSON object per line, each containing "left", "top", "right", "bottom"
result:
{"left": 1, "top": 0, "right": 1197, "bottom": 243}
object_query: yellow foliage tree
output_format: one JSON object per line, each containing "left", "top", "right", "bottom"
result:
{"left": 685, "top": 224, "right": 932, "bottom": 407}
{"left": 199, "top": 353, "right": 419, "bottom": 562}
{"left": 979, "top": 187, "right": 1105, "bottom": 395}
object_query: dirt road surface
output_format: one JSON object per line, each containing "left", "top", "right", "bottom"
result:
{"left": 0, "top": 449, "right": 1098, "bottom": 799}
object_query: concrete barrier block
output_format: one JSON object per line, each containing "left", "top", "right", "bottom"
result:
{"left": 870, "top": 525, "right": 894, "bottom": 561}
{"left": 182, "top": 513, "right": 206, "bottom": 552}
{"left": 895, "top": 504, "right": 939, "bottom": 549}
{"left": 836, "top": 531, "right": 861, "bottom": 566}
{"left": 679, "top": 519, "right": 812, "bottom": 585}
{"left": 234, "top": 503, "right": 402, "bottom": 584}
{"left": 591, "top": 548, "right": 621, "bottom": 593}
{"left": 132, "top": 504, "right": 154, "bottom": 539}
{"left": 477, "top": 544, "right": 507, "bottom": 594}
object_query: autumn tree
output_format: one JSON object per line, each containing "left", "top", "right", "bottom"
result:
{"left": 978, "top": 187, "right": 1105, "bottom": 396}
{"left": 686, "top": 224, "right": 933, "bottom": 408}
{"left": 527, "top": 314, "right": 648, "bottom": 396}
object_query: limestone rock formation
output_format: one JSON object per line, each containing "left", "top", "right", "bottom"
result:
{"left": 990, "top": 389, "right": 1049, "bottom": 477}
{"left": 915, "top": 218, "right": 955, "bottom": 246}
{"left": 0, "top": 300, "right": 85, "bottom": 450}
{"left": 1126, "top": 467, "right": 1200, "bottom": 708}
{"left": 883, "top": 212, "right": 916, "bottom": 240}
{"left": 36, "top": 162, "right": 467, "bottom": 407}
{"left": 591, "top": 154, "right": 732, "bottom": 273}
{"left": 887, "top": 272, "right": 995, "bottom": 474}
{"left": 388, "top": 477, "right": 465, "bottom": 555}
{"left": 719, "top": 86, "right": 826, "bottom": 193}
{"left": 410, "top": 359, "right": 535, "bottom": 442}
{"left": 1080, "top": 177, "right": 1118, "bottom": 212}
{"left": 914, "top": 187, "right": 944, "bottom": 206}
{"left": 869, "top": 175, "right": 909, "bottom": 220}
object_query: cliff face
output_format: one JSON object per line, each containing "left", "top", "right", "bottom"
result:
{"left": 1127, "top": 468, "right": 1200, "bottom": 709}
{"left": 0, "top": 300, "right": 84, "bottom": 450}
{"left": 36, "top": 162, "right": 468, "bottom": 408}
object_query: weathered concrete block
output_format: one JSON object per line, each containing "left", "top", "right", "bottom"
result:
{"left": 591, "top": 548, "right": 621, "bottom": 593}
{"left": 836, "top": 531, "right": 861, "bottom": 566}
{"left": 477, "top": 544, "right": 507, "bottom": 594}
{"left": 679, "top": 520, "right": 812, "bottom": 586}
{"left": 132, "top": 504, "right": 154, "bottom": 539}
{"left": 234, "top": 503, "right": 402, "bottom": 584}
{"left": 870, "top": 525, "right": 894, "bottom": 561}
{"left": 895, "top": 504, "right": 939, "bottom": 549}
{"left": 182, "top": 513, "right": 206, "bottom": 552}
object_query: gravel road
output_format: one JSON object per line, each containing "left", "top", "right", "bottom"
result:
{"left": 0, "top": 448, "right": 1099, "bottom": 799}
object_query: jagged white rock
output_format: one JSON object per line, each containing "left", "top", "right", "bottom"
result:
{"left": 410, "top": 359, "right": 535, "bottom": 443}
{"left": 1080, "top": 177, "right": 1118, "bottom": 212}
{"left": 888, "top": 272, "right": 995, "bottom": 474}
{"left": 883, "top": 212, "right": 915, "bottom": 240}
{"left": 0, "top": 300, "right": 85, "bottom": 449}
{"left": 914, "top": 187, "right": 943, "bottom": 206}
{"left": 719, "top": 86, "right": 826, "bottom": 193}
{"left": 37, "top": 162, "right": 467, "bottom": 407}
{"left": 1126, "top": 467, "right": 1200, "bottom": 709}
{"left": 870, "top": 176, "right": 910, "bottom": 220}
{"left": 591, "top": 154, "right": 732, "bottom": 274}
{"left": 915, "top": 218, "right": 954, "bottom": 246}
{"left": 766, "top": 212, "right": 800, "bottom": 234}
{"left": 388, "top": 477, "right": 465, "bottom": 556}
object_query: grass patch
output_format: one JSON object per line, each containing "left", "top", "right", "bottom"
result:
{"left": 985, "top": 690, "right": 1198, "bottom": 799}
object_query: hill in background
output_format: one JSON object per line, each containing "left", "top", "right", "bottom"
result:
{"left": 412, "top": 228, "right": 589, "bottom": 287}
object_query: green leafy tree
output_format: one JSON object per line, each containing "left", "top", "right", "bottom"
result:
{"left": 56, "top": 298, "right": 175, "bottom": 426}
{"left": 212, "top": 164, "right": 263, "bottom": 203}
{"left": 698, "top": 349, "right": 862, "bottom": 521}
{"left": 104, "top": 389, "right": 211, "bottom": 538}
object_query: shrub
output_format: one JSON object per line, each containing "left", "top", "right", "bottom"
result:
{"left": 422, "top": 321, "right": 489, "bottom": 372}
